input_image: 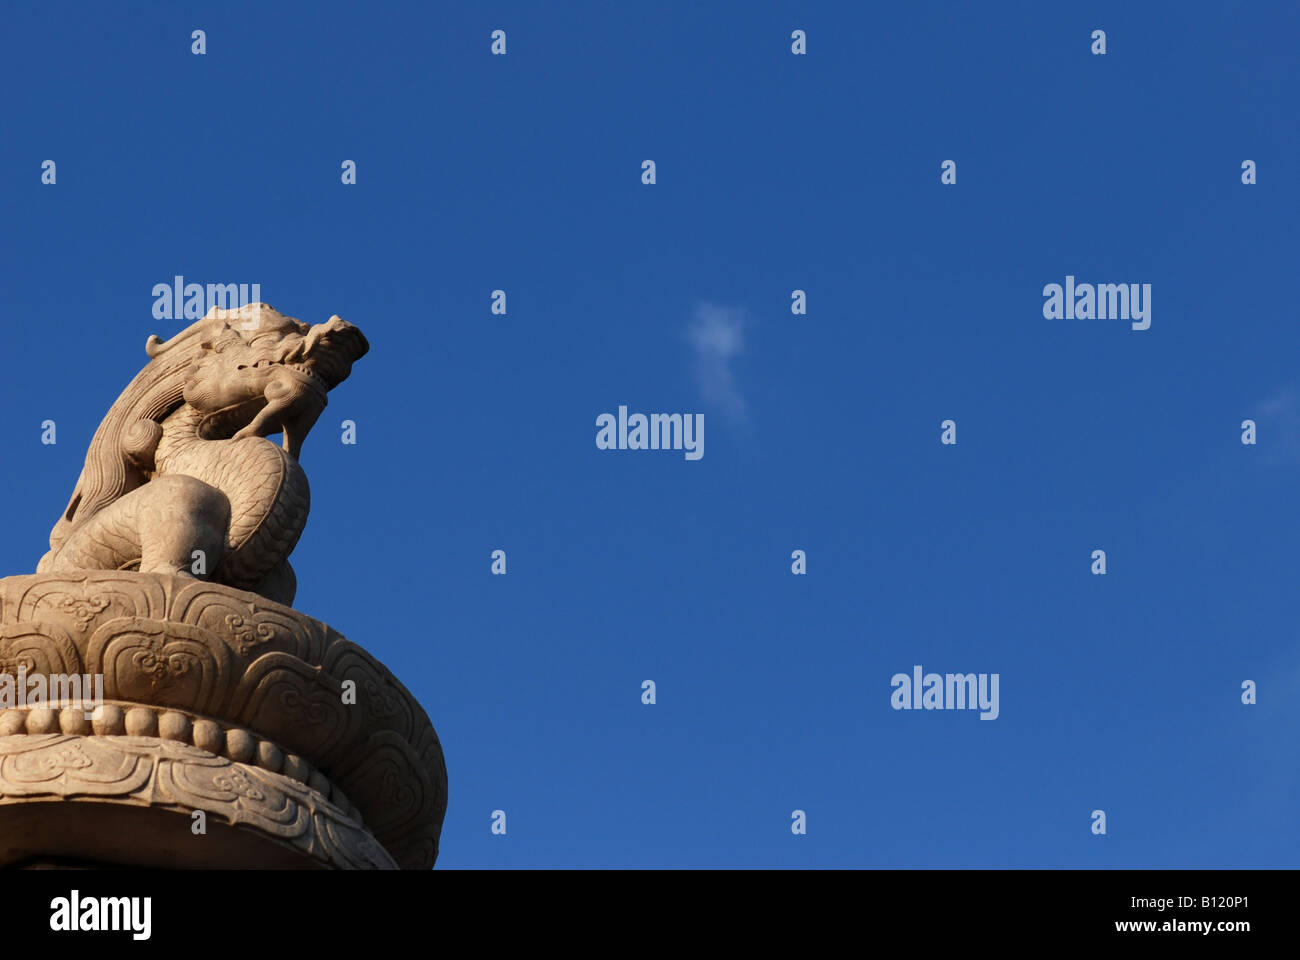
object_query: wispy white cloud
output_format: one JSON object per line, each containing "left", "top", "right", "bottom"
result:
{"left": 687, "top": 302, "right": 747, "bottom": 421}
{"left": 1259, "top": 384, "right": 1296, "bottom": 417}
{"left": 1255, "top": 383, "right": 1300, "bottom": 461}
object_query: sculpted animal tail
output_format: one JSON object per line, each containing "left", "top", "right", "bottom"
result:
{"left": 211, "top": 437, "right": 312, "bottom": 590}
{"left": 40, "top": 321, "right": 218, "bottom": 570}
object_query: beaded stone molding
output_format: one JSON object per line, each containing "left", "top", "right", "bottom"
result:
{"left": 0, "top": 571, "right": 447, "bottom": 869}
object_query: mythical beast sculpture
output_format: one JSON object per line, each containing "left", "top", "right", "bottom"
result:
{"left": 37, "top": 303, "right": 368, "bottom": 606}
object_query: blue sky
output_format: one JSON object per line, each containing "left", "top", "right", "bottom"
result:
{"left": 2, "top": 1, "right": 1297, "bottom": 867}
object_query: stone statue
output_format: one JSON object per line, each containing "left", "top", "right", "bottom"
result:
{"left": 0, "top": 305, "right": 447, "bottom": 869}
{"left": 37, "top": 303, "right": 368, "bottom": 605}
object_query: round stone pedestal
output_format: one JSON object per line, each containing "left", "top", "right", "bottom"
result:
{"left": 0, "top": 571, "right": 446, "bottom": 869}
